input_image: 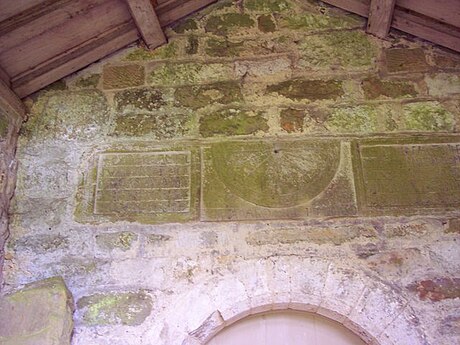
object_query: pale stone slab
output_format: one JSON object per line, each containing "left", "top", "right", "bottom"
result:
{"left": 0, "top": 277, "right": 74, "bottom": 345}
{"left": 355, "top": 139, "right": 460, "bottom": 215}
{"left": 75, "top": 148, "right": 200, "bottom": 224}
{"left": 201, "top": 140, "right": 356, "bottom": 221}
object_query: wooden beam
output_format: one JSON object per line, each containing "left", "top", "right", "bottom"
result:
{"left": 12, "top": 23, "right": 139, "bottom": 98}
{"left": 367, "top": 0, "right": 396, "bottom": 38}
{"left": 322, "top": 0, "right": 460, "bottom": 52}
{"left": 156, "top": 0, "right": 218, "bottom": 27}
{"left": 397, "top": 0, "right": 460, "bottom": 28}
{"left": 125, "top": 0, "right": 166, "bottom": 49}
{"left": 393, "top": 8, "right": 460, "bottom": 53}
{"left": 0, "top": 66, "right": 10, "bottom": 87}
{"left": 0, "top": 78, "right": 26, "bottom": 120}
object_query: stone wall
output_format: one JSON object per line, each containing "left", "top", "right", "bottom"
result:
{"left": 0, "top": 98, "right": 22, "bottom": 285}
{"left": 2, "top": 0, "right": 460, "bottom": 344}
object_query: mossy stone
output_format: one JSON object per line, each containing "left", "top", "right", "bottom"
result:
{"left": 95, "top": 231, "right": 137, "bottom": 251}
{"left": 267, "top": 79, "right": 344, "bottom": 101}
{"left": 113, "top": 112, "right": 190, "bottom": 138}
{"left": 172, "top": 19, "right": 198, "bottom": 33}
{"left": 115, "top": 88, "right": 166, "bottom": 112}
{"left": 199, "top": 108, "right": 268, "bottom": 137}
{"left": 362, "top": 77, "right": 417, "bottom": 99}
{"left": 75, "top": 74, "right": 100, "bottom": 88}
{"left": 77, "top": 291, "right": 152, "bottom": 326}
{"left": 124, "top": 42, "right": 177, "bottom": 61}
{"left": 258, "top": 14, "right": 276, "bottom": 32}
{"left": 282, "top": 13, "right": 361, "bottom": 31}
{"left": 12, "top": 234, "right": 68, "bottom": 254}
{"left": 205, "top": 38, "right": 244, "bottom": 57}
{"left": 245, "top": 0, "right": 290, "bottom": 12}
{"left": 175, "top": 81, "right": 243, "bottom": 109}
{"left": 326, "top": 105, "right": 381, "bottom": 133}
{"left": 149, "top": 62, "right": 233, "bottom": 86}
{"left": 186, "top": 35, "right": 199, "bottom": 55}
{"left": 205, "top": 13, "right": 255, "bottom": 35}
{"left": 299, "top": 31, "right": 377, "bottom": 69}
{"left": 402, "top": 102, "right": 454, "bottom": 131}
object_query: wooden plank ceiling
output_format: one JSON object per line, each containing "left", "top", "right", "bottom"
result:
{"left": 0, "top": 0, "right": 459, "bottom": 105}
{"left": 0, "top": 0, "right": 217, "bottom": 99}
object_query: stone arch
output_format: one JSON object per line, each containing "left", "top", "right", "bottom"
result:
{"left": 164, "top": 256, "right": 426, "bottom": 345}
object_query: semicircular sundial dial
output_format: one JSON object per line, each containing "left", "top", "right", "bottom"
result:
{"left": 211, "top": 140, "right": 341, "bottom": 208}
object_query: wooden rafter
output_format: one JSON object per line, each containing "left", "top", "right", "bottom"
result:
{"left": 0, "top": 78, "right": 26, "bottom": 120}
{"left": 322, "top": 0, "right": 460, "bottom": 52}
{"left": 125, "top": 0, "right": 166, "bottom": 49}
{"left": 367, "top": 0, "right": 396, "bottom": 38}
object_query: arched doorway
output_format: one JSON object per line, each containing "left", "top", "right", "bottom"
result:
{"left": 206, "top": 310, "right": 366, "bottom": 345}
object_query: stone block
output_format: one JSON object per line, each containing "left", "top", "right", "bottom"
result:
{"left": 425, "top": 73, "right": 460, "bottom": 97}
{"left": 77, "top": 291, "right": 152, "bottom": 326}
{"left": 75, "top": 147, "right": 201, "bottom": 224}
{"left": 114, "top": 88, "right": 166, "bottom": 112}
{"left": 24, "top": 90, "right": 109, "bottom": 141}
{"left": 401, "top": 102, "right": 454, "bottom": 132}
{"left": 174, "top": 81, "right": 243, "bottom": 109}
{"left": 0, "top": 277, "right": 74, "bottom": 345}
{"left": 102, "top": 64, "right": 145, "bottom": 89}
{"left": 353, "top": 137, "right": 460, "bottom": 215}
{"left": 201, "top": 140, "right": 357, "bottom": 221}
{"left": 149, "top": 62, "right": 234, "bottom": 86}
{"left": 267, "top": 79, "right": 344, "bottom": 101}
{"left": 280, "top": 108, "right": 305, "bottom": 133}
{"left": 0, "top": 111, "right": 9, "bottom": 139}
{"left": 384, "top": 48, "right": 429, "bottom": 73}
{"left": 298, "top": 31, "right": 378, "bottom": 70}
{"left": 361, "top": 77, "right": 417, "bottom": 99}
{"left": 205, "top": 13, "right": 255, "bottom": 36}
{"left": 111, "top": 111, "right": 192, "bottom": 139}
{"left": 199, "top": 108, "right": 269, "bottom": 137}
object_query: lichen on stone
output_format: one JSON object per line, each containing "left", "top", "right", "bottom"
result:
{"left": 124, "top": 42, "right": 178, "bottom": 61}
{"left": 75, "top": 74, "right": 100, "bottom": 88}
{"left": 172, "top": 19, "right": 199, "bottom": 34}
{"left": 402, "top": 102, "right": 454, "bottom": 131}
{"left": 299, "top": 31, "right": 377, "bottom": 69}
{"left": 245, "top": 0, "right": 291, "bottom": 12}
{"left": 95, "top": 232, "right": 137, "bottom": 251}
{"left": 326, "top": 105, "right": 381, "bottom": 133}
{"left": 205, "top": 13, "right": 255, "bottom": 36}
{"left": 174, "top": 81, "right": 243, "bottom": 109}
{"left": 77, "top": 291, "right": 152, "bottom": 326}
{"left": 282, "top": 13, "right": 361, "bottom": 31}
{"left": 267, "top": 79, "right": 344, "bottom": 101}
{"left": 199, "top": 108, "right": 268, "bottom": 137}
{"left": 115, "top": 88, "right": 166, "bottom": 112}
{"left": 149, "top": 62, "right": 233, "bottom": 86}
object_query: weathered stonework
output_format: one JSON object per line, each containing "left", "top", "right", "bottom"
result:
{"left": 3, "top": 1, "right": 460, "bottom": 345}
{"left": 0, "top": 277, "right": 74, "bottom": 345}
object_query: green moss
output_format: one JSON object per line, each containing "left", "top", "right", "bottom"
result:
{"left": 112, "top": 112, "right": 190, "bottom": 138}
{"left": 172, "top": 19, "right": 198, "bottom": 33}
{"left": 267, "top": 79, "right": 344, "bottom": 101}
{"left": 77, "top": 292, "right": 152, "bottom": 326}
{"left": 149, "top": 62, "right": 233, "bottom": 86}
{"left": 175, "top": 81, "right": 243, "bottom": 109}
{"left": 403, "top": 102, "right": 454, "bottom": 131}
{"left": 115, "top": 88, "right": 166, "bottom": 112}
{"left": 300, "top": 31, "right": 377, "bottom": 69}
{"left": 245, "top": 0, "right": 291, "bottom": 12}
{"left": 75, "top": 74, "right": 100, "bottom": 88}
{"left": 283, "top": 13, "right": 361, "bottom": 31}
{"left": 186, "top": 35, "right": 199, "bottom": 55}
{"left": 362, "top": 77, "right": 417, "bottom": 99}
{"left": 326, "top": 105, "right": 380, "bottom": 133}
{"left": 124, "top": 42, "right": 177, "bottom": 61}
{"left": 200, "top": 108, "right": 268, "bottom": 137}
{"left": 205, "top": 13, "right": 255, "bottom": 35}
{"left": 257, "top": 14, "right": 276, "bottom": 32}
{"left": 205, "top": 38, "right": 244, "bottom": 57}
{"left": 95, "top": 232, "right": 137, "bottom": 251}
